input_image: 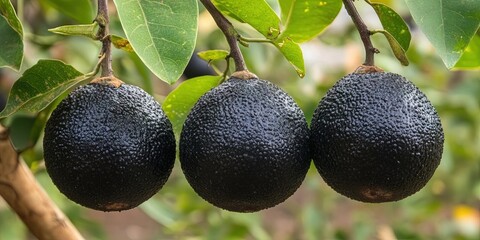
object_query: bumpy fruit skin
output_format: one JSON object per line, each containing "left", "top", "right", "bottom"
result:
{"left": 311, "top": 72, "right": 444, "bottom": 202}
{"left": 44, "top": 83, "right": 176, "bottom": 211}
{"left": 180, "top": 77, "right": 310, "bottom": 212}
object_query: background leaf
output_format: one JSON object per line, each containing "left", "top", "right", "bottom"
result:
{"left": 370, "top": 2, "right": 411, "bottom": 51}
{"left": 0, "top": 17, "right": 23, "bottom": 70}
{"left": 113, "top": 0, "right": 198, "bottom": 84}
{"left": 0, "top": 60, "right": 88, "bottom": 119}
{"left": 373, "top": 30, "right": 409, "bottom": 66}
{"left": 163, "top": 76, "right": 222, "bottom": 135}
{"left": 405, "top": 0, "right": 480, "bottom": 68}
{"left": 140, "top": 198, "right": 178, "bottom": 226}
{"left": 212, "top": 0, "right": 281, "bottom": 39}
{"left": 0, "top": 209, "right": 27, "bottom": 240}
{"left": 0, "top": 0, "right": 23, "bottom": 34}
{"left": 8, "top": 115, "right": 38, "bottom": 151}
{"left": 40, "top": 0, "right": 94, "bottom": 23}
{"left": 453, "top": 34, "right": 480, "bottom": 70}
{"left": 274, "top": 37, "right": 305, "bottom": 77}
{"left": 0, "top": 0, "right": 24, "bottom": 70}
{"left": 278, "top": 0, "right": 342, "bottom": 43}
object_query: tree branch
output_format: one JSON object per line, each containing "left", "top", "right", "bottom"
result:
{"left": 96, "top": 0, "right": 113, "bottom": 77}
{"left": 342, "top": 0, "right": 378, "bottom": 66}
{"left": 0, "top": 125, "right": 84, "bottom": 240}
{"left": 199, "top": 0, "right": 247, "bottom": 72}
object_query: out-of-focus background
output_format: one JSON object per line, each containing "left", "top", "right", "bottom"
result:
{"left": 0, "top": 0, "right": 479, "bottom": 239}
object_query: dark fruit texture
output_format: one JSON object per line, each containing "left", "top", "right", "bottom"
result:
{"left": 43, "top": 83, "right": 176, "bottom": 211}
{"left": 180, "top": 77, "right": 310, "bottom": 212}
{"left": 311, "top": 72, "right": 444, "bottom": 202}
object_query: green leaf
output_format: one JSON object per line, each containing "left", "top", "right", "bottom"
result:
{"left": 0, "top": 60, "right": 89, "bottom": 119}
{"left": 405, "top": 0, "right": 480, "bottom": 68}
{"left": 278, "top": 0, "right": 342, "bottom": 43}
{"left": 113, "top": 0, "right": 198, "bottom": 84}
{"left": 9, "top": 115, "right": 37, "bottom": 151}
{"left": 0, "top": 16, "right": 23, "bottom": 70}
{"left": 140, "top": 198, "right": 178, "bottom": 226}
{"left": 111, "top": 35, "right": 134, "bottom": 52}
{"left": 48, "top": 22, "right": 99, "bottom": 39}
{"left": 40, "top": 0, "right": 94, "bottom": 23}
{"left": 0, "top": 0, "right": 24, "bottom": 70}
{"left": 163, "top": 76, "right": 222, "bottom": 134}
{"left": 454, "top": 34, "right": 480, "bottom": 70}
{"left": 212, "top": 0, "right": 281, "bottom": 39}
{"left": 274, "top": 37, "right": 305, "bottom": 77}
{"left": 0, "top": 0, "right": 23, "bottom": 34}
{"left": 128, "top": 52, "right": 154, "bottom": 94}
{"left": 372, "top": 29, "right": 409, "bottom": 66}
{"left": 209, "top": 1, "right": 247, "bottom": 24}
{"left": 370, "top": 2, "right": 411, "bottom": 51}
{"left": 9, "top": 93, "right": 64, "bottom": 161}
{"left": 197, "top": 50, "right": 229, "bottom": 62}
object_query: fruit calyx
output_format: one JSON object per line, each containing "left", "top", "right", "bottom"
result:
{"left": 354, "top": 65, "right": 384, "bottom": 74}
{"left": 230, "top": 70, "right": 258, "bottom": 80}
{"left": 90, "top": 76, "right": 124, "bottom": 88}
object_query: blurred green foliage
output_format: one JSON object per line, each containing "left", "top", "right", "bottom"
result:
{"left": 0, "top": 1, "right": 479, "bottom": 240}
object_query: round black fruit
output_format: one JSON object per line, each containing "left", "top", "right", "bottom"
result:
{"left": 180, "top": 75, "right": 310, "bottom": 212}
{"left": 44, "top": 81, "right": 176, "bottom": 211}
{"left": 311, "top": 72, "right": 444, "bottom": 202}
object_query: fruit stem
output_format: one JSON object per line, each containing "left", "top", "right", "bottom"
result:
{"left": 96, "top": 0, "right": 113, "bottom": 77}
{"left": 199, "top": 0, "right": 248, "bottom": 72}
{"left": 342, "top": 0, "right": 378, "bottom": 66}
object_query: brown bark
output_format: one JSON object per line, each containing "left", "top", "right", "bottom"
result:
{"left": 0, "top": 125, "right": 84, "bottom": 240}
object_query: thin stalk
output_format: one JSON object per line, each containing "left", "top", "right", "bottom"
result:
{"left": 342, "top": 0, "right": 378, "bottom": 66}
{"left": 199, "top": 0, "right": 247, "bottom": 72}
{"left": 96, "top": 0, "right": 113, "bottom": 77}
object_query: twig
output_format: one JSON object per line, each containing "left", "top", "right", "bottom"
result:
{"left": 342, "top": 0, "right": 378, "bottom": 66}
{"left": 199, "top": 0, "right": 247, "bottom": 72}
{"left": 0, "top": 125, "right": 84, "bottom": 240}
{"left": 96, "top": 0, "right": 113, "bottom": 77}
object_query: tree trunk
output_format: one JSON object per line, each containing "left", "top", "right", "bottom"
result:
{"left": 0, "top": 125, "right": 84, "bottom": 240}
